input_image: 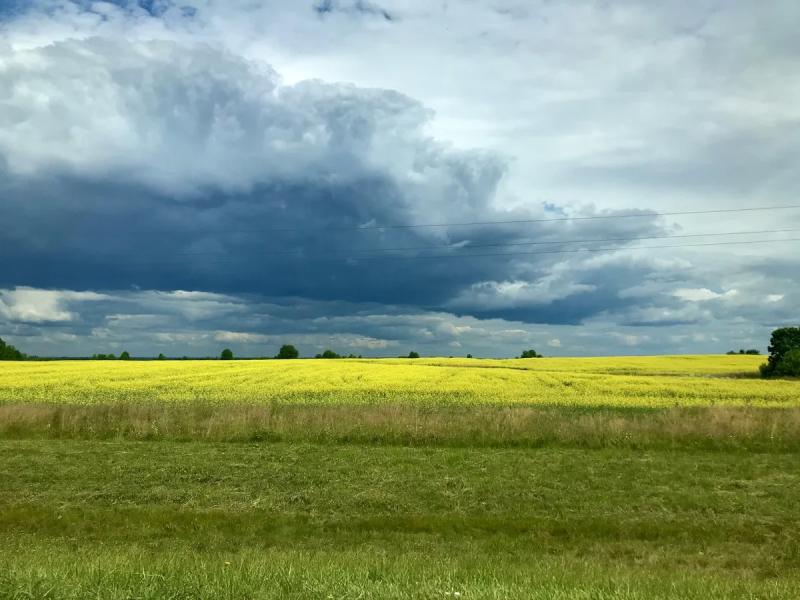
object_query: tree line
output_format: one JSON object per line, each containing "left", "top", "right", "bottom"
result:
{"left": 1, "top": 329, "right": 798, "bottom": 376}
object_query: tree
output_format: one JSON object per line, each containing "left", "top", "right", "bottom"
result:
{"left": 407, "top": 351, "right": 420, "bottom": 359}
{"left": 220, "top": 348, "right": 234, "bottom": 360}
{"left": 466, "top": 354, "right": 473, "bottom": 358}
{"left": 276, "top": 344, "right": 299, "bottom": 359}
{"left": 773, "top": 349, "right": 800, "bottom": 377}
{"left": 520, "top": 349, "right": 542, "bottom": 358}
{"left": 761, "top": 327, "right": 800, "bottom": 376}
{"left": 0, "top": 337, "right": 25, "bottom": 360}
{"left": 119, "top": 351, "right": 131, "bottom": 360}
{"left": 157, "top": 353, "right": 166, "bottom": 360}
{"left": 315, "top": 349, "right": 340, "bottom": 359}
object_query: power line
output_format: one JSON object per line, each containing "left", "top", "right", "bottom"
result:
{"left": 87, "top": 203, "right": 800, "bottom": 235}
{"left": 152, "top": 226, "right": 800, "bottom": 258}
{"left": 109, "top": 236, "right": 800, "bottom": 266}
{"left": 339, "top": 204, "right": 800, "bottom": 231}
{"left": 361, "top": 237, "right": 800, "bottom": 262}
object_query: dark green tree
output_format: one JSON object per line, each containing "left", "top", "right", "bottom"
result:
{"left": 407, "top": 351, "right": 420, "bottom": 359}
{"left": 466, "top": 354, "right": 473, "bottom": 358}
{"left": 220, "top": 348, "right": 234, "bottom": 360}
{"left": 761, "top": 327, "right": 800, "bottom": 376}
{"left": 119, "top": 351, "right": 131, "bottom": 360}
{"left": 276, "top": 344, "right": 299, "bottom": 359}
{"left": 0, "top": 338, "right": 25, "bottom": 360}
{"left": 773, "top": 349, "right": 800, "bottom": 377}
{"left": 520, "top": 349, "right": 542, "bottom": 358}
{"left": 157, "top": 353, "right": 166, "bottom": 360}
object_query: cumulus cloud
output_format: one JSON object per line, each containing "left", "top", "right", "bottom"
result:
{"left": 0, "top": 287, "right": 107, "bottom": 323}
{"left": 448, "top": 277, "right": 596, "bottom": 311}
{"left": 0, "top": 285, "right": 785, "bottom": 357}
{"left": 673, "top": 288, "right": 739, "bottom": 302}
{"left": 0, "top": 35, "right": 671, "bottom": 327}
{"left": 0, "top": 37, "right": 434, "bottom": 197}
{"left": 214, "top": 331, "right": 270, "bottom": 343}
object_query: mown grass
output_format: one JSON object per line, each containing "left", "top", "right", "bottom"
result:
{"left": 1, "top": 440, "right": 799, "bottom": 598}
{"left": 0, "top": 355, "right": 798, "bottom": 598}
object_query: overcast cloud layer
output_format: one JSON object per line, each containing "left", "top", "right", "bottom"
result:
{"left": 0, "top": 0, "right": 797, "bottom": 357}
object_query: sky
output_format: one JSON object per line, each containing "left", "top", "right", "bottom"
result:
{"left": 0, "top": 0, "right": 798, "bottom": 357}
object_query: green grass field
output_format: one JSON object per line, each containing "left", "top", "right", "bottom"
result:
{"left": 0, "top": 355, "right": 798, "bottom": 598}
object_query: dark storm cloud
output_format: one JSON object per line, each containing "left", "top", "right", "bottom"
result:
{"left": 0, "top": 37, "right": 668, "bottom": 324}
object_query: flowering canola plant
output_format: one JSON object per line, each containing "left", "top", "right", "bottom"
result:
{"left": 0, "top": 355, "right": 796, "bottom": 408}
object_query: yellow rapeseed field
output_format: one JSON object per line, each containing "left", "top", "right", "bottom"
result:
{"left": 0, "top": 354, "right": 796, "bottom": 408}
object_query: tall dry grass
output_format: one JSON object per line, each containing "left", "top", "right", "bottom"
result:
{"left": 1, "top": 402, "right": 798, "bottom": 450}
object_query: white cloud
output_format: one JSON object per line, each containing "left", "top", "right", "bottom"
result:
{"left": 436, "top": 322, "right": 474, "bottom": 337}
{"left": 0, "top": 287, "right": 107, "bottom": 323}
{"left": 214, "top": 331, "right": 270, "bottom": 343}
{"left": 343, "top": 336, "right": 396, "bottom": 349}
{"left": 766, "top": 294, "right": 784, "bottom": 303}
{"left": 152, "top": 332, "right": 210, "bottom": 343}
{"left": 548, "top": 338, "right": 562, "bottom": 348}
{"left": 448, "top": 277, "right": 595, "bottom": 310}
{"left": 136, "top": 291, "right": 248, "bottom": 320}
{"left": 0, "top": 36, "right": 505, "bottom": 215}
{"left": 673, "top": 288, "right": 738, "bottom": 302}
{"left": 612, "top": 333, "right": 650, "bottom": 347}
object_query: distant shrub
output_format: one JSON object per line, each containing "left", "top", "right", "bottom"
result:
{"left": 157, "top": 353, "right": 166, "bottom": 360}
{"left": 466, "top": 354, "right": 473, "bottom": 358}
{"left": 315, "top": 349, "right": 341, "bottom": 359}
{"left": 728, "top": 349, "right": 760, "bottom": 355}
{"left": 520, "top": 349, "right": 542, "bottom": 358}
{"left": 119, "top": 351, "right": 131, "bottom": 360}
{"left": 407, "top": 351, "right": 420, "bottom": 359}
{"left": 220, "top": 348, "right": 234, "bottom": 360}
{"left": 276, "top": 345, "right": 299, "bottom": 359}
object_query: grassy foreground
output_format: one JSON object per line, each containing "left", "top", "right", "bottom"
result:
{"left": 1, "top": 440, "right": 799, "bottom": 598}
{"left": 0, "top": 355, "right": 798, "bottom": 598}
